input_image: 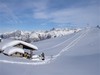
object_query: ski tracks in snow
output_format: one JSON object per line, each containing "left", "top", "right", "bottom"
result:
{"left": 37, "top": 31, "right": 83, "bottom": 52}
{"left": 0, "top": 58, "right": 51, "bottom": 65}
{"left": 52, "top": 28, "right": 90, "bottom": 60}
{"left": 0, "top": 28, "right": 90, "bottom": 65}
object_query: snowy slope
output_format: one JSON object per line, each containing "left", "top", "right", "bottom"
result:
{"left": 0, "top": 27, "right": 100, "bottom": 75}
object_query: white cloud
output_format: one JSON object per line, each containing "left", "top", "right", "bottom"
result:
{"left": 33, "top": 1, "right": 48, "bottom": 12}
{"left": 33, "top": 12, "right": 49, "bottom": 19}
{"left": 33, "top": 4, "right": 100, "bottom": 26}
{"left": 1, "top": 0, "right": 99, "bottom": 27}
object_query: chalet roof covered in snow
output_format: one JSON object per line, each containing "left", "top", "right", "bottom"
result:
{"left": 0, "top": 39, "right": 38, "bottom": 51}
{"left": 3, "top": 47, "right": 24, "bottom": 55}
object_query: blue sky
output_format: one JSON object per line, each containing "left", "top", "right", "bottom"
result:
{"left": 0, "top": 0, "right": 100, "bottom": 32}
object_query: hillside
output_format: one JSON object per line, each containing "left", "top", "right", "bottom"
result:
{"left": 0, "top": 27, "right": 100, "bottom": 75}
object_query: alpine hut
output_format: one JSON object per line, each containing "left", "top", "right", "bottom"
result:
{"left": 0, "top": 39, "right": 38, "bottom": 58}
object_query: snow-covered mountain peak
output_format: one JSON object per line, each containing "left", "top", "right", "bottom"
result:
{"left": 0, "top": 28, "right": 81, "bottom": 42}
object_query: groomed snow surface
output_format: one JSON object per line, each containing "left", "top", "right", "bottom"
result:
{"left": 0, "top": 27, "right": 100, "bottom": 75}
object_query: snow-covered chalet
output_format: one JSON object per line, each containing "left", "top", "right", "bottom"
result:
{"left": 0, "top": 39, "right": 38, "bottom": 58}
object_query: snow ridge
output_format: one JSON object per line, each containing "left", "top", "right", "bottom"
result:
{"left": 0, "top": 28, "right": 81, "bottom": 42}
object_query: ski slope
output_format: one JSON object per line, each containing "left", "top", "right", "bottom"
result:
{"left": 0, "top": 28, "right": 88, "bottom": 65}
{"left": 0, "top": 27, "right": 99, "bottom": 75}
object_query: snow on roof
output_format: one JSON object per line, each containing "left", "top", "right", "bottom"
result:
{"left": 0, "top": 39, "right": 38, "bottom": 51}
{"left": 3, "top": 47, "right": 24, "bottom": 55}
